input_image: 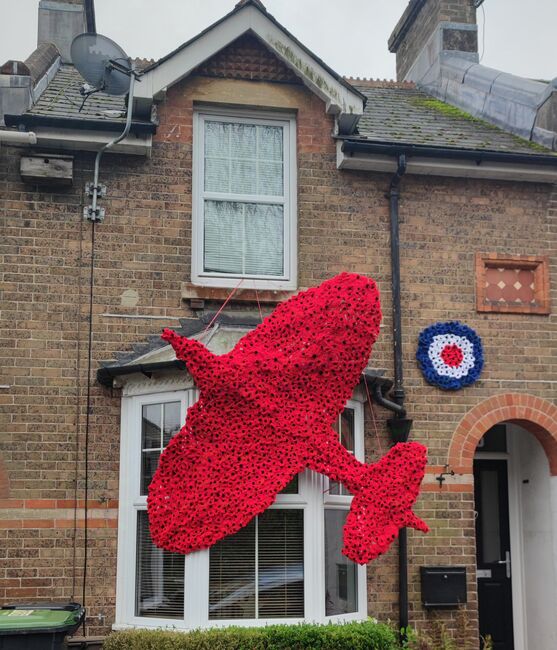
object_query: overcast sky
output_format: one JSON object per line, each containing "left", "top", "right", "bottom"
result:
{"left": 1, "top": 0, "right": 555, "bottom": 81}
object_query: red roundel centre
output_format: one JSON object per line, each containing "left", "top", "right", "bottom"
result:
{"left": 440, "top": 343, "right": 464, "bottom": 367}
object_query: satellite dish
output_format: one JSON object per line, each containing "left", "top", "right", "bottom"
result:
{"left": 71, "top": 33, "right": 140, "bottom": 222}
{"left": 71, "top": 32, "right": 132, "bottom": 96}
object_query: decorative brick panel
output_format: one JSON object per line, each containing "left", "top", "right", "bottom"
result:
{"left": 476, "top": 253, "right": 551, "bottom": 314}
{"left": 192, "top": 34, "right": 301, "bottom": 83}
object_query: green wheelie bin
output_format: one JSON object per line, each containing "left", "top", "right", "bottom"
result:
{"left": 0, "top": 603, "right": 85, "bottom": 650}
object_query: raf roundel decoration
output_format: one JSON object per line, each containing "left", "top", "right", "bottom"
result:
{"left": 417, "top": 321, "right": 484, "bottom": 390}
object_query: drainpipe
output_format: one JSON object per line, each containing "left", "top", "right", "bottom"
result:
{"left": 386, "top": 154, "right": 411, "bottom": 639}
{"left": 388, "top": 154, "right": 407, "bottom": 411}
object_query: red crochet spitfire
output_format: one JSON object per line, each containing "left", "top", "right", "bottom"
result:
{"left": 148, "top": 272, "right": 428, "bottom": 564}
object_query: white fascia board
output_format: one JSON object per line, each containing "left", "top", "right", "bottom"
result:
{"left": 31, "top": 127, "right": 152, "bottom": 156}
{"left": 337, "top": 142, "right": 557, "bottom": 183}
{"left": 137, "top": 6, "right": 364, "bottom": 121}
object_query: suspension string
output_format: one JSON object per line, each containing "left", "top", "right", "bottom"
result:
{"left": 201, "top": 278, "right": 244, "bottom": 336}
{"left": 364, "top": 377, "right": 384, "bottom": 456}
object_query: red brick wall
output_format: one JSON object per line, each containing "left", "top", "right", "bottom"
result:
{"left": 1, "top": 37, "right": 555, "bottom": 643}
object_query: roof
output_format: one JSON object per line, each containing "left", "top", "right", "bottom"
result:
{"left": 134, "top": 0, "right": 365, "bottom": 133}
{"left": 141, "top": 0, "right": 363, "bottom": 102}
{"left": 352, "top": 83, "right": 552, "bottom": 155}
{"left": 9, "top": 64, "right": 551, "bottom": 156}
{"left": 28, "top": 64, "right": 127, "bottom": 122}
{"left": 97, "top": 314, "right": 389, "bottom": 390}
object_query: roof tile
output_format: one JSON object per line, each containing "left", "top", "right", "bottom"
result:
{"left": 353, "top": 84, "right": 551, "bottom": 154}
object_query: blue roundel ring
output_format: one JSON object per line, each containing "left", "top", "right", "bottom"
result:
{"left": 416, "top": 321, "right": 484, "bottom": 390}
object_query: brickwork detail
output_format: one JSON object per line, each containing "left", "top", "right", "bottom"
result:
{"left": 476, "top": 253, "right": 551, "bottom": 314}
{"left": 449, "top": 393, "right": 557, "bottom": 474}
{"left": 192, "top": 34, "right": 301, "bottom": 83}
{"left": 0, "top": 458, "right": 9, "bottom": 499}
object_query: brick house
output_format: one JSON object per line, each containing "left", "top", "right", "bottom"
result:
{"left": 1, "top": 0, "right": 556, "bottom": 647}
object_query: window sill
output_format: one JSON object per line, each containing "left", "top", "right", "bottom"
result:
{"left": 112, "top": 611, "right": 367, "bottom": 631}
{"left": 182, "top": 281, "right": 300, "bottom": 307}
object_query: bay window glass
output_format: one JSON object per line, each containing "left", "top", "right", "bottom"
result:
{"left": 140, "top": 401, "right": 180, "bottom": 495}
{"left": 324, "top": 510, "right": 358, "bottom": 616}
{"left": 323, "top": 407, "right": 362, "bottom": 616}
{"left": 209, "top": 510, "right": 304, "bottom": 620}
{"left": 193, "top": 112, "right": 296, "bottom": 289}
{"left": 136, "top": 511, "right": 184, "bottom": 618}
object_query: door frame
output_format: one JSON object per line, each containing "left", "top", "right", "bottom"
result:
{"left": 475, "top": 427, "right": 527, "bottom": 650}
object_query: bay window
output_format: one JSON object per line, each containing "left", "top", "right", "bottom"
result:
{"left": 116, "top": 388, "right": 366, "bottom": 629}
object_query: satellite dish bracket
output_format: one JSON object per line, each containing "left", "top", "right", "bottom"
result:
{"left": 84, "top": 71, "right": 137, "bottom": 222}
{"left": 71, "top": 32, "right": 142, "bottom": 222}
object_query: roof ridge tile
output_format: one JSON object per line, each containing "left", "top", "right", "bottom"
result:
{"left": 344, "top": 77, "right": 416, "bottom": 89}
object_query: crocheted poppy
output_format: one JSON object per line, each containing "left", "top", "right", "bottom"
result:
{"left": 148, "top": 273, "right": 428, "bottom": 565}
{"left": 416, "top": 321, "right": 484, "bottom": 390}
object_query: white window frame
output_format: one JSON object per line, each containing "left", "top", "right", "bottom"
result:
{"left": 115, "top": 392, "right": 366, "bottom": 630}
{"left": 191, "top": 108, "right": 297, "bottom": 290}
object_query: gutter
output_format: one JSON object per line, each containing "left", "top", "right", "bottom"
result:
{"left": 97, "top": 360, "right": 186, "bottom": 388}
{"left": 100, "top": 360, "right": 393, "bottom": 391}
{"left": 341, "top": 139, "right": 557, "bottom": 166}
{"left": 0, "top": 130, "right": 37, "bottom": 146}
{"left": 4, "top": 113, "right": 156, "bottom": 135}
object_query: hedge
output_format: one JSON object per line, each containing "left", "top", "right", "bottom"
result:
{"left": 102, "top": 620, "right": 399, "bottom": 650}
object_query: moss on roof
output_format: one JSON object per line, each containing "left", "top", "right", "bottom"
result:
{"left": 353, "top": 84, "right": 553, "bottom": 155}
{"left": 410, "top": 96, "right": 552, "bottom": 153}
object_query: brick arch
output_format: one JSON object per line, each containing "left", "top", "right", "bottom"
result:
{"left": 448, "top": 393, "right": 557, "bottom": 476}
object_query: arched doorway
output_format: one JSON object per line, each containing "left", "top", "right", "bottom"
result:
{"left": 448, "top": 394, "right": 557, "bottom": 650}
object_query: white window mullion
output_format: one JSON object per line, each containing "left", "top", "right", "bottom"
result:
{"left": 254, "top": 517, "right": 259, "bottom": 619}
{"left": 242, "top": 203, "right": 246, "bottom": 277}
{"left": 185, "top": 550, "right": 209, "bottom": 628}
{"left": 305, "top": 470, "right": 325, "bottom": 622}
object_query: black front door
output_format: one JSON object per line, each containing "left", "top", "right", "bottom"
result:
{"left": 474, "top": 459, "right": 514, "bottom": 650}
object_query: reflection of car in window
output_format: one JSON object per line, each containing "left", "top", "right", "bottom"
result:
{"left": 209, "top": 564, "right": 304, "bottom": 618}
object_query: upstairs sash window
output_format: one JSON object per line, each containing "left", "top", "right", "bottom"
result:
{"left": 193, "top": 112, "right": 296, "bottom": 290}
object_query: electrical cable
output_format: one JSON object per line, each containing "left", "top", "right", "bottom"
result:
{"left": 479, "top": 4, "right": 486, "bottom": 62}
{"left": 364, "top": 376, "right": 384, "bottom": 456}
{"left": 81, "top": 219, "right": 96, "bottom": 634}
{"left": 71, "top": 192, "right": 86, "bottom": 601}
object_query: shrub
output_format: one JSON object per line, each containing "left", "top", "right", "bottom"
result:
{"left": 103, "top": 620, "right": 399, "bottom": 650}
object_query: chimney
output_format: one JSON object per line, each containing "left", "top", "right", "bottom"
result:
{"left": 388, "top": 1, "right": 557, "bottom": 151}
{"left": 388, "top": 0, "right": 478, "bottom": 82}
{"left": 37, "top": 0, "right": 88, "bottom": 64}
{"left": 0, "top": 43, "right": 60, "bottom": 125}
